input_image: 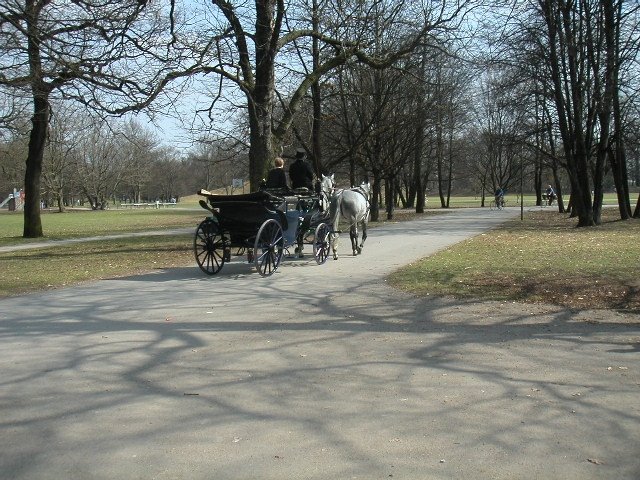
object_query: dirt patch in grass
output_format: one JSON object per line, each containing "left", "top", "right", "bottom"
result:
{"left": 472, "top": 275, "right": 639, "bottom": 311}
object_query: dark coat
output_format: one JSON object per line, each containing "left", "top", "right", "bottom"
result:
{"left": 289, "top": 158, "right": 314, "bottom": 190}
{"left": 265, "top": 167, "right": 288, "bottom": 189}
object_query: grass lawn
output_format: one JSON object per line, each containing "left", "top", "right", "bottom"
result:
{"left": 1, "top": 200, "right": 638, "bottom": 311}
{"left": 0, "top": 208, "right": 204, "bottom": 246}
{"left": 389, "top": 209, "right": 640, "bottom": 312}
{"left": 0, "top": 235, "right": 194, "bottom": 297}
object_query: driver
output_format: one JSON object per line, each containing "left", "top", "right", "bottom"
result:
{"left": 289, "top": 148, "right": 314, "bottom": 191}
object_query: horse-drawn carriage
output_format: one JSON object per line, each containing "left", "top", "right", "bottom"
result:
{"left": 194, "top": 181, "right": 333, "bottom": 277}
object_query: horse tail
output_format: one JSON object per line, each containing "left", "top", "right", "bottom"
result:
{"left": 329, "top": 190, "right": 342, "bottom": 234}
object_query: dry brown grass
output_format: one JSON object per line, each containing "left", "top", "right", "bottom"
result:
{"left": 389, "top": 209, "right": 640, "bottom": 312}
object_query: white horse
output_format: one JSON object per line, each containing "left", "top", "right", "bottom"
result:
{"left": 328, "top": 181, "right": 371, "bottom": 259}
{"left": 295, "top": 173, "right": 336, "bottom": 257}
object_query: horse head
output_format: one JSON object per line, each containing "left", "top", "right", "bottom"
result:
{"left": 319, "top": 174, "right": 335, "bottom": 211}
{"left": 320, "top": 174, "right": 335, "bottom": 195}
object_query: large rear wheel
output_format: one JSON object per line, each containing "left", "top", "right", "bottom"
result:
{"left": 254, "top": 219, "right": 284, "bottom": 277}
{"left": 194, "top": 218, "right": 225, "bottom": 275}
{"left": 313, "top": 222, "right": 330, "bottom": 265}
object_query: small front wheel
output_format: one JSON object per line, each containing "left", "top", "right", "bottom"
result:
{"left": 313, "top": 223, "right": 330, "bottom": 265}
{"left": 194, "top": 218, "right": 225, "bottom": 275}
{"left": 254, "top": 219, "right": 284, "bottom": 277}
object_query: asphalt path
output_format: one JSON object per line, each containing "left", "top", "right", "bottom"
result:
{"left": 1, "top": 207, "right": 638, "bottom": 479}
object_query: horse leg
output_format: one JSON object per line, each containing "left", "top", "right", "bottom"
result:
{"left": 296, "top": 232, "right": 304, "bottom": 258}
{"left": 359, "top": 221, "right": 367, "bottom": 253}
{"left": 331, "top": 232, "right": 339, "bottom": 260}
{"left": 350, "top": 225, "right": 358, "bottom": 256}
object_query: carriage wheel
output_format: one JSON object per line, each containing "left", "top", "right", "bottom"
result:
{"left": 254, "top": 219, "right": 284, "bottom": 277}
{"left": 313, "top": 223, "right": 330, "bottom": 265}
{"left": 194, "top": 218, "right": 225, "bottom": 275}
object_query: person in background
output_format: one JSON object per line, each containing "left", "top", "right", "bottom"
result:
{"left": 264, "top": 157, "right": 288, "bottom": 190}
{"left": 494, "top": 186, "right": 505, "bottom": 208}
{"left": 289, "top": 148, "right": 314, "bottom": 190}
{"left": 546, "top": 184, "right": 556, "bottom": 206}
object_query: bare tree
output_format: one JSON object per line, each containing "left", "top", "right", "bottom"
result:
{"left": 0, "top": 122, "right": 29, "bottom": 200}
{"left": 74, "top": 125, "right": 124, "bottom": 210}
{"left": 186, "top": 137, "right": 248, "bottom": 194}
{"left": 533, "top": 0, "right": 638, "bottom": 225}
{"left": 164, "top": 0, "right": 475, "bottom": 191}
{"left": 146, "top": 147, "right": 186, "bottom": 202}
{"left": 119, "top": 120, "right": 162, "bottom": 203}
{"left": 42, "top": 106, "right": 87, "bottom": 212}
{"left": 0, "top": 0, "right": 176, "bottom": 236}
{"left": 472, "top": 70, "right": 526, "bottom": 197}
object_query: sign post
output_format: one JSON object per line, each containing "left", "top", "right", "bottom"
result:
{"left": 232, "top": 178, "right": 244, "bottom": 193}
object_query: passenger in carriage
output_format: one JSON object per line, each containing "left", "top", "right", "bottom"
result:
{"left": 264, "top": 157, "right": 288, "bottom": 190}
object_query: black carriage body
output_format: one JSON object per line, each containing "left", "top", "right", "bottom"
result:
{"left": 206, "top": 191, "right": 288, "bottom": 248}
{"left": 194, "top": 188, "right": 331, "bottom": 276}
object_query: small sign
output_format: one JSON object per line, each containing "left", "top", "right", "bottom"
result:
{"left": 232, "top": 178, "right": 244, "bottom": 188}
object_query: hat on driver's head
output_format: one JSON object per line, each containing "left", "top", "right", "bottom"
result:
{"left": 296, "top": 148, "right": 305, "bottom": 156}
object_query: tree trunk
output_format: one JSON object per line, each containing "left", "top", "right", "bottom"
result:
{"left": 247, "top": 0, "right": 277, "bottom": 191}
{"left": 437, "top": 120, "right": 446, "bottom": 208}
{"left": 541, "top": 0, "right": 594, "bottom": 227}
{"left": 552, "top": 167, "right": 564, "bottom": 213}
{"left": 23, "top": 0, "right": 51, "bottom": 238}
{"left": 413, "top": 45, "right": 427, "bottom": 214}
{"left": 396, "top": 179, "right": 407, "bottom": 209}
{"left": 610, "top": 142, "right": 632, "bottom": 220}
{"left": 592, "top": 159, "right": 605, "bottom": 225}
{"left": 248, "top": 98, "right": 274, "bottom": 191}
{"left": 57, "top": 187, "right": 65, "bottom": 213}
{"left": 446, "top": 129, "right": 453, "bottom": 208}
{"left": 414, "top": 172, "right": 425, "bottom": 213}
{"left": 535, "top": 161, "right": 542, "bottom": 206}
{"left": 370, "top": 172, "right": 381, "bottom": 222}
{"left": 386, "top": 176, "right": 395, "bottom": 220}
{"left": 605, "top": 0, "right": 632, "bottom": 220}
{"left": 310, "top": 0, "right": 322, "bottom": 176}
{"left": 23, "top": 94, "right": 49, "bottom": 238}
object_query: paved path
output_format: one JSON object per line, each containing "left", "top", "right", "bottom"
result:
{"left": 1, "top": 207, "right": 638, "bottom": 479}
